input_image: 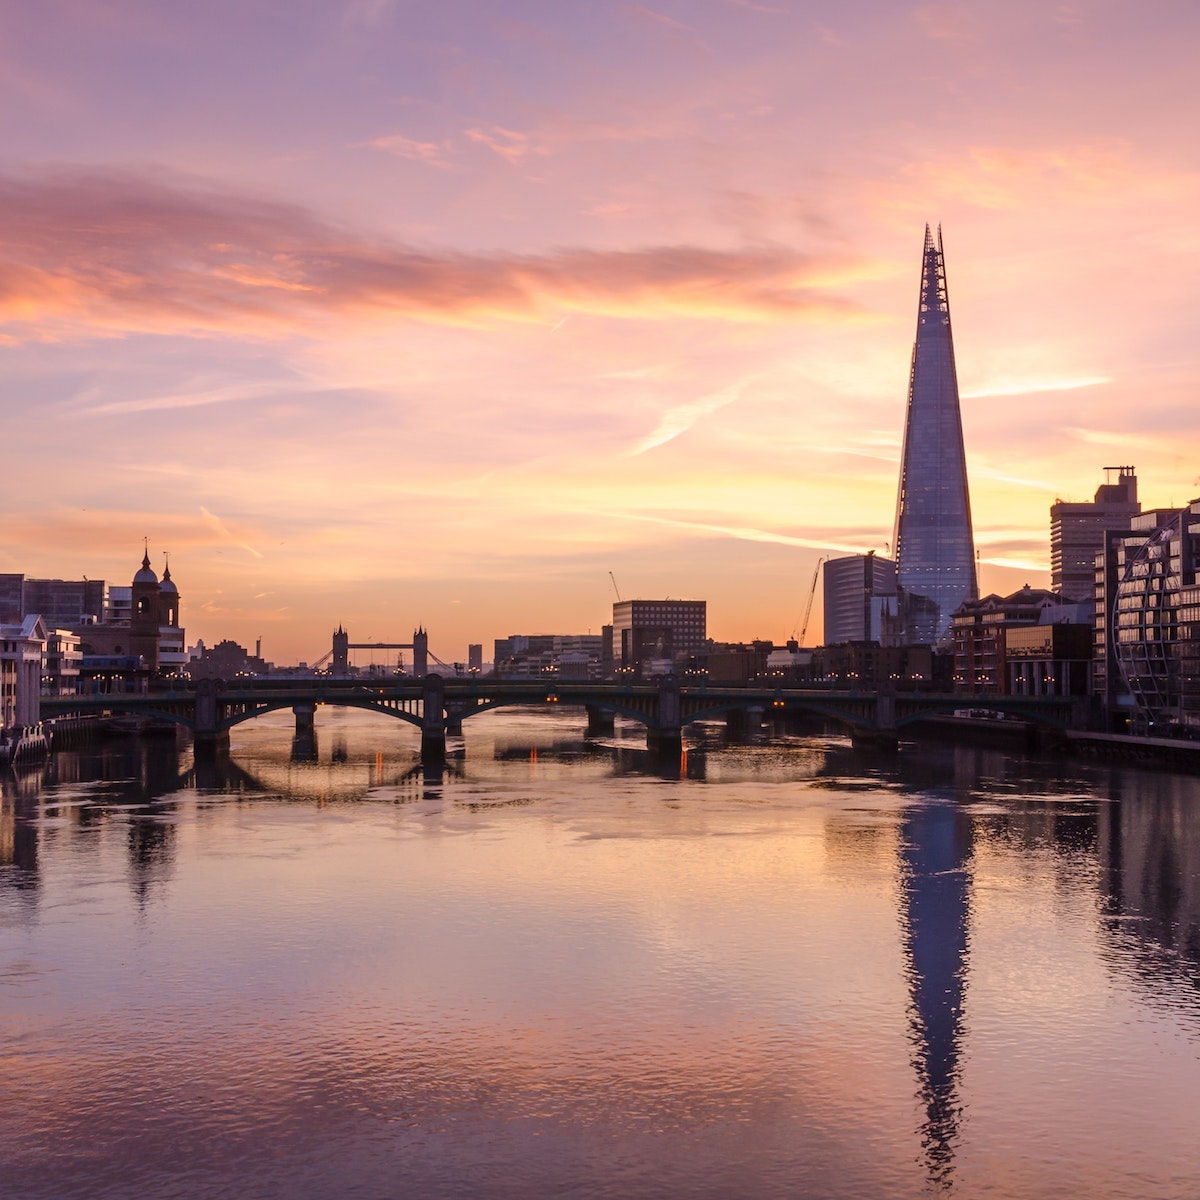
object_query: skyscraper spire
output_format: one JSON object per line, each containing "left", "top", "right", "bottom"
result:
{"left": 893, "top": 225, "right": 977, "bottom": 644}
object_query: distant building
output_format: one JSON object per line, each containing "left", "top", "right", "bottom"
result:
{"left": 610, "top": 600, "right": 706, "bottom": 677}
{"left": 0, "top": 615, "right": 47, "bottom": 732}
{"left": 893, "top": 225, "right": 978, "bottom": 644}
{"left": 1051, "top": 466, "right": 1140, "bottom": 603}
{"left": 0, "top": 574, "right": 107, "bottom": 628}
{"left": 186, "top": 639, "right": 270, "bottom": 680}
{"left": 468, "top": 644, "right": 483, "bottom": 672}
{"left": 704, "top": 641, "right": 774, "bottom": 685}
{"left": 814, "top": 641, "right": 948, "bottom": 691}
{"left": 493, "top": 633, "right": 607, "bottom": 680}
{"left": 823, "top": 553, "right": 897, "bottom": 645}
{"left": 43, "top": 629, "right": 82, "bottom": 696}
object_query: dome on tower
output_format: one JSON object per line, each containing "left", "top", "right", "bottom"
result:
{"left": 160, "top": 559, "right": 178, "bottom": 595}
{"left": 133, "top": 547, "right": 159, "bottom": 586}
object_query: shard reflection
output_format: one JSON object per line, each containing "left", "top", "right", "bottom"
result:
{"left": 898, "top": 799, "right": 974, "bottom": 1187}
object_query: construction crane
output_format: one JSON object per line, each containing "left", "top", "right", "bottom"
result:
{"left": 793, "top": 556, "right": 825, "bottom": 646}
{"left": 609, "top": 572, "right": 622, "bottom": 602}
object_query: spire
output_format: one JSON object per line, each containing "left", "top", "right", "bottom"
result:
{"left": 142, "top": 538, "right": 151, "bottom": 571}
{"left": 893, "top": 225, "right": 977, "bottom": 645}
{"left": 163, "top": 553, "right": 172, "bottom": 582}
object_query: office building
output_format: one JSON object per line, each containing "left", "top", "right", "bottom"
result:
{"left": 1051, "top": 466, "right": 1140, "bottom": 602}
{"left": 610, "top": 600, "right": 706, "bottom": 676}
{"left": 893, "top": 226, "right": 977, "bottom": 644}
{"left": 0, "top": 575, "right": 107, "bottom": 628}
{"left": 823, "top": 553, "right": 898, "bottom": 645}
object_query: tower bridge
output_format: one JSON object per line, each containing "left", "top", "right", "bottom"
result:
{"left": 43, "top": 677, "right": 1086, "bottom": 764}
{"left": 312, "top": 626, "right": 449, "bottom": 677}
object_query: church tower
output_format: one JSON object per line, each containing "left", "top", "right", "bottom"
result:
{"left": 893, "top": 226, "right": 977, "bottom": 644}
{"left": 130, "top": 545, "right": 162, "bottom": 670}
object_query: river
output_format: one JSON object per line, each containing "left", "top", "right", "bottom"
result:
{"left": 2, "top": 707, "right": 1198, "bottom": 1199}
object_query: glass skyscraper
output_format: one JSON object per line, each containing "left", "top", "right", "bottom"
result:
{"left": 893, "top": 226, "right": 977, "bottom": 645}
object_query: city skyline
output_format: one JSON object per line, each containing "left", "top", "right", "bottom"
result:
{"left": 3, "top": 2, "right": 1200, "bottom": 663}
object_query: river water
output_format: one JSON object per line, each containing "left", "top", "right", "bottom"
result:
{"left": 2, "top": 707, "right": 1199, "bottom": 1199}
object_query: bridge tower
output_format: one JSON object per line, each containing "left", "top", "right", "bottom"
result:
{"left": 413, "top": 627, "right": 428, "bottom": 679}
{"left": 332, "top": 625, "right": 349, "bottom": 676}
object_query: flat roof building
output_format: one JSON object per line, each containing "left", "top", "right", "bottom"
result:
{"left": 611, "top": 600, "right": 706, "bottom": 676}
{"left": 1051, "top": 466, "right": 1140, "bottom": 604}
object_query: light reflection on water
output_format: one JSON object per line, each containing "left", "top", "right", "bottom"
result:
{"left": 2, "top": 706, "right": 1199, "bottom": 1200}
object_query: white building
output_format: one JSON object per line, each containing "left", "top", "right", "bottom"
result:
{"left": 1, "top": 615, "right": 47, "bottom": 731}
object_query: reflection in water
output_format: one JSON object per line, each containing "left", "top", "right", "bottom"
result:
{"left": 291, "top": 728, "right": 319, "bottom": 762}
{"left": 899, "top": 798, "right": 973, "bottom": 1189}
{"left": 6, "top": 713, "right": 1200, "bottom": 1200}
{"left": 1098, "top": 771, "right": 1200, "bottom": 1000}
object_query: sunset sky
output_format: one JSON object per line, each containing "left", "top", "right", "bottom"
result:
{"left": 3, "top": 0, "right": 1199, "bottom": 665}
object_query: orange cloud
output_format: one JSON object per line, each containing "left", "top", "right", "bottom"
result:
{"left": 0, "top": 171, "right": 871, "bottom": 340}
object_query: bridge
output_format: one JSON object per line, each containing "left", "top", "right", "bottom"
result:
{"left": 43, "top": 677, "right": 1087, "bottom": 762}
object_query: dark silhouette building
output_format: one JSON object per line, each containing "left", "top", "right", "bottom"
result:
{"left": 893, "top": 226, "right": 977, "bottom": 645}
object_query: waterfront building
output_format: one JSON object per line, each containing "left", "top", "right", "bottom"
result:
{"left": 893, "top": 226, "right": 977, "bottom": 645}
{"left": 815, "top": 641, "right": 947, "bottom": 691}
{"left": 952, "top": 586, "right": 1092, "bottom": 696}
{"left": 1051, "top": 466, "right": 1140, "bottom": 603}
{"left": 610, "top": 600, "right": 706, "bottom": 677}
{"left": 0, "top": 614, "right": 47, "bottom": 731}
{"left": 1, "top": 551, "right": 182, "bottom": 680}
{"left": 823, "top": 553, "right": 898, "bottom": 645}
{"left": 1004, "top": 622, "right": 1093, "bottom": 697}
{"left": 1108, "top": 500, "right": 1200, "bottom": 733}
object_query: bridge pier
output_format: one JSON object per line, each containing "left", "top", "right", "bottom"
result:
{"left": 725, "top": 705, "right": 765, "bottom": 742}
{"left": 852, "top": 692, "right": 898, "bottom": 751}
{"left": 192, "top": 679, "right": 228, "bottom": 754}
{"left": 585, "top": 704, "right": 615, "bottom": 736}
{"left": 193, "top": 729, "right": 230, "bottom": 755}
{"left": 421, "top": 675, "right": 446, "bottom": 764}
{"left": 293, "top": 702, "right": 317, "bottom": 736}
{"left": 851, "top": 728, "right": 899, "bottom": 752}
{"left": 648, "top": 677, "right": 683, "bottom": 758}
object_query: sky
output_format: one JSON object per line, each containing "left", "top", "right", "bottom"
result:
{"left": 3, "top": 0, "right": 1199, "bottom": 666}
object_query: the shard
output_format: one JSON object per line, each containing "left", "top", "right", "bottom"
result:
{"left": 893, "top": 225, "right": 977, "bottom": 644}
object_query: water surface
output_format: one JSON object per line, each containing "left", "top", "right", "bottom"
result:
{"left": 2, "top": 708, "right": 1198, "bottom": 1198}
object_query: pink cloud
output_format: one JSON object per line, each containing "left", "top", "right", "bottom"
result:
{"left": 0, "top": 170, "right": 871, "bottom": 340}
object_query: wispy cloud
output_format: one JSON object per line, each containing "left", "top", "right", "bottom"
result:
{"left": 78, "top": 380, "right": 290, "bottom": 417}
{"left": 602, "top": 509, "right": 868, "bottom": 554}
{"left": 631, "top": 379, "right": 750, "bottom": 454}
{"left": 200, "top": 506, "right": 264, "bottom": 560}
{"left": 368, "top": 133, "right": 451, "bottom": 166}
{"left": 962, "top": 375, "right": 1111, "bottom": 399}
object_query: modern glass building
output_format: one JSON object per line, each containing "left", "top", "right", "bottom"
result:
{"left": 893, "top": 226, "right": 977, "bottom": 645}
